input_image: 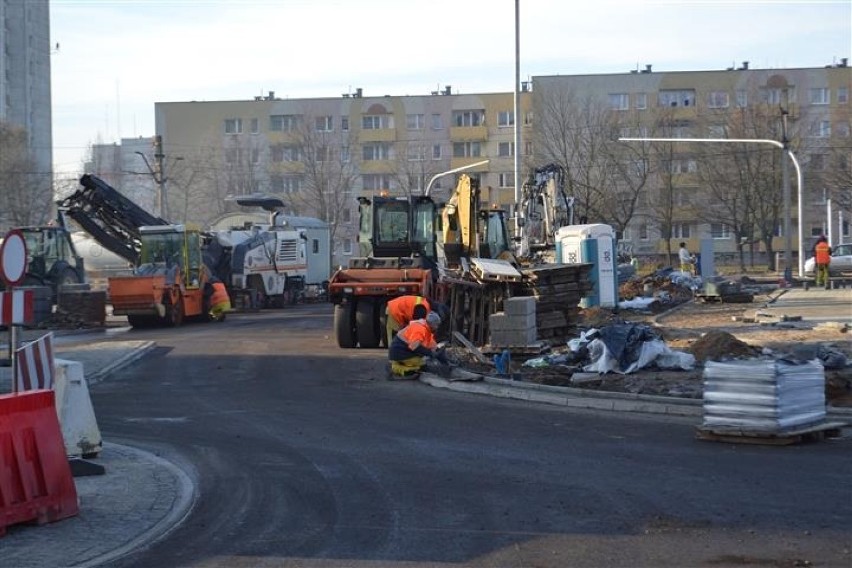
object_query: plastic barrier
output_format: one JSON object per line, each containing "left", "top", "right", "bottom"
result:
{"left": 53, "top": 359, "right": 102, "bottom": 458}
{"left": 0, "top": 390, "right": 79, "bottom": 536}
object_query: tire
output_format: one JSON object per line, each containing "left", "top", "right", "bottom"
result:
{"left": 356, "top": 299, "right": 380, "bottom": 348}
{"left": 334, "top": 303, "right": 356, "bottom": 348}
{"left": 127, "top": 314, "right": 157, "bottom": 328}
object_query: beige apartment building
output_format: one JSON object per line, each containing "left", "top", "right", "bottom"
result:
{"left": 154, "top": 63, "right": 850, "bottom": 268}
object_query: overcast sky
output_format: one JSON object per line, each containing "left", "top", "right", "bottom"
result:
{"left": 49, "top": 0, "right": 851, "bottom": 174}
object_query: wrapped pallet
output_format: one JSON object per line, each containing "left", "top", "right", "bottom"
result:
{"left": 703, "top": 359, "right": 825, "bottom": 432}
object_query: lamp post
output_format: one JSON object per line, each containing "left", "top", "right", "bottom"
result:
{"left": 134, "top": 140, "right": 182, "bottom": 220}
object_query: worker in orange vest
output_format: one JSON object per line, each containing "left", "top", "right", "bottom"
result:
{"left": 388, "top": 311, "right": 448, "bottom": 378}
{"left": 207, "top": 279, "right": 231, "bottom": 321}
{"left": 385, "top": 295, "right": 431, "bottom": 345}
{"left": 814, "top": 236, "right": 832, "bottom": 288}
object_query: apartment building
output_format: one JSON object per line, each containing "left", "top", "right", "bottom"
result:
{"left": 154, "top": 88, "right": 532, "bottom": 267}
{"left": 153, "top": 63, "right": 849, "bottom": 266}
{"left": 86, "top": 136, "right": 160, "bottom": 216}
{"left": 534, "top": 61, "right": 851, "bottom": 259}
{"left": 0, "top": 0, "right": 52, "bottom": 230}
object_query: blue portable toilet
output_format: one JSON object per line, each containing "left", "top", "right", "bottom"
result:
{"left": 555, "top": 224, "right": 618, "bottom": 308}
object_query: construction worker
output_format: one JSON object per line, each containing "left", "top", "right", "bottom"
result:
{"left": 814, "top": 235, "right": 832, "bottom": 288}
{"left": 206, "top": 278, "right": 231, "bottom": 321}
{"left": 388, "top": 311, "right": 448, "bottom": 378}
{"left": 385, "top": 295, "right": 431, "bottom": 345}
{"left": 678, "top": 242, "right": 695, "bottom": 276}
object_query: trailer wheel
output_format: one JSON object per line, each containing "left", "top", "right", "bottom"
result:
{"left": 356, "top": 299, "right": 380, "bottom": 348}
{"left": 334, "top": 303, "right": 356, "bottom": 348}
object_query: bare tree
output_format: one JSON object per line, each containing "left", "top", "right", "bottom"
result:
{"left": 0, "top": 121, "right": 53, "bottom": 230}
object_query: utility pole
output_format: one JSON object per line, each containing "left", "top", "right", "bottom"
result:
{"left": 780, "top": 107, "right": 792, "bottom": 283}
{"left": 135, "top": 135, "right": 181, "bottom": 220}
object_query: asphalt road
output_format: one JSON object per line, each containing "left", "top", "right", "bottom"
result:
{"left": 90, "top": 304, "right": 852, "bottom": 568}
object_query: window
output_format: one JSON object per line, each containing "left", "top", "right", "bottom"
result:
{"left": 524, "top": 111, "right": 534, "bottom": 125}
{"left": 342, "top": 239, "right": 352, "bottom": 254}
{"left": 810, "top": 120, "right": 831, "bottom": 138}
{"left": 608, "top": 93, "right": 629, "bottom": 111}
{"left": 707, "top": 91, "right": 729, "bottom": 109}
{"left": 250, "top": 118, "right": 259, "bottom": 134}
{"left": 271, "top": 144, "right": 302, "bottom": 162}
{"left": 224, "top": 118, "right": 242, "bottom": 134}
{"left": 838, "top": 87, "right": 849, "bottom": 104}
{"left": 836, "top": 122, "right": 850, "bottom": 137}
{"left": 708, "top": 124, "right": 726, "bottom": 138}
{"left": 498, "top": 142, "right": 514, "bottom": 157}
{"left": 406, "top": 145, "right": 427, "bottom": 161}
{"left": 658, "top": 90, "right": 695, "bottom": 107}
{"left": 340, "top": 145, "right": 350, "bottom": 163}
{"left": 809, "top": 87, "right": 830, "bottom": 105}
{"left": 407, "top": 175, "right": 426, "bottom": 192}
{"left": 341, "top": 117, "right": 349, "bottom": 131}
{"left": 498, "top": 111, "right": 514, "bottom": 127}
{"left": 760, "top": 88, "right": 783, "bottom": 104}
{"left": 406, "top": 114, "right": 425, "bottom": 130}
{"left": 638, "top": 223, "right": 649, "bottom": 240}
{"left": 673, "top": 223, "right": 691, "bottom": 239}
{"left": 711, "top": 223, "right": 731, "bottom": 239}
{"left": 271, "top": 175, "right": 303, "bottom": 194}
{"left": 362, "top": 174, "right": 392, "bottom": 192}
{"left": 432, "top": 144, "right": 442, "bottom": 160}
{"left": 315, "top": 116, "right": 333, "bottom": 131}
{"left": 736, "top": 90, "right": 748, "bottom": 108}
{"left": 342, "top": 208, "right": 351, "bottom": 223}
{"left": 314, "top": 146, "right": 331, "bottom": 162}
{"left": 250, "top": 148, "right": 259, "bottom": 164}
{"left": 452, "top": 141, "right": 481, "bottom": 158}
{"left": 270, "top": 114, "right": 299, "bottom": 132}
{"left": 362, "top": 143, "right": 391, "bottom": 161}
{"left": 498, "top": 172, "right": 513, "bottom": 188}
{"left": 668, "top": 159, "right": 697, "bottom": 174}
{"left": 362, "top": 114, "right": 392, "bottom": 129}
{"left": 452, "top": 110, "right": 484, "bottom": 127}
{"left": 635, "top": 93, "right": 647, "bottom": 110}
{"left": 431, "top": 113, "right": 443, "bottom": 130}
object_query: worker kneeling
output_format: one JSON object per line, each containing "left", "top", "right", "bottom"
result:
{"left": 207, "top": 279, "right": 232, "bottom": 321}
{"left": 388, "top": 311, "right": 448, "bottom": 378}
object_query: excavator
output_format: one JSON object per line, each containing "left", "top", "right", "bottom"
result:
{"left": 328, "top": 173, "right": 519, "bottom": 348}
{"left": 517, "top": 163, "right": 574, "bottom": 260}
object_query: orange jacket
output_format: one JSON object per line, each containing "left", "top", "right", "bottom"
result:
{"left": 396, "top": 319, "right": 437, "bottom": 353}
{"left": 387, "top": 295, "right": 430, "bottom": 325}
{"left": 210, "top": 282, "right": 230, "bottom": 307}
{"left": 815, "top": 241, "right": 831, "bottom": 265}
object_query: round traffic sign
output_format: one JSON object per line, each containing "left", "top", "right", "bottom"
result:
{"left": 0, "top": 229, "right": 28, "bottom": 286}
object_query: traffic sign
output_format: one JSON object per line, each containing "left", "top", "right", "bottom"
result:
{"left": 0, "top": 229, "right": 28, "bottom": 286}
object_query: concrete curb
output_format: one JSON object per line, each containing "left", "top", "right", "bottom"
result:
{"left": 419, "top": 372, "right": 852, "bottom": 421}
{"left": 86, "top": 341, "right": 157, "bottom": 385}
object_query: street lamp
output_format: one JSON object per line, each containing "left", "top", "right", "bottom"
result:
{"left": 134, "top": 150, "right": 183, "bottom": 220}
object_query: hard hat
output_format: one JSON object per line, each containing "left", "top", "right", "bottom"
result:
{"left": 426, "top": 311, "right": 441, "bottom": 330}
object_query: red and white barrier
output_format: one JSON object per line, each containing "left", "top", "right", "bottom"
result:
{"left": 0, "top": 289, "right": 33, "bottom": 325}
{"left": 14, "top": 332, "right": 55, "bottom": 392}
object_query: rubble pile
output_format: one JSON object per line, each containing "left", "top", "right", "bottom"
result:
{"left": 687, "top": 331, "right": 759, "bottom": 363}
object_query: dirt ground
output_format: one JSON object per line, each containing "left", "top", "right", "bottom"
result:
{"left": 451, "top": 289, "right": 852, "bottom": 406}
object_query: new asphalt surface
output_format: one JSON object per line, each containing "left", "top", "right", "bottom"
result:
{"left": 1, "top": 286, "right": 850, "bottom": 567}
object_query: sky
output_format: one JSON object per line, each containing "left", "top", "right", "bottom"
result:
{"left": 49, "top": 0, "right": 852, "bottom": 175}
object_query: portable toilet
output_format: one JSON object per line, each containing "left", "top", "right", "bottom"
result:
{"left": 555, "top": 224, "right": 618, "bottom": 308}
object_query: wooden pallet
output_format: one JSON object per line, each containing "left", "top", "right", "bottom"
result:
{"left": 696, "top": 421, "right": 847, "bottom": 446}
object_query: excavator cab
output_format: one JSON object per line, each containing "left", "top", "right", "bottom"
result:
{"left": 137, "top": 225, "right": 203, "bottom": 289}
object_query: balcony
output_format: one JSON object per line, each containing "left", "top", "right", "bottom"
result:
{"left": 358, "top": 129, "right": 397, "bottom": 143}
{"left": 450, "top": 125, "right": 488, "bottom": 141}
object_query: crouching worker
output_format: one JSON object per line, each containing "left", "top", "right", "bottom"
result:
{"left": 205, "top": 277, "right": 231, "bottom": 321}
{"left": 388, "top": 311, "right": 448, "bottom": 378}
{"left": 385, "top": 295, "right": 431, "bottom": 346}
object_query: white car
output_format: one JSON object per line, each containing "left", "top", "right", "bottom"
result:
{"left": 803, "top": 242, "right": 852, "bottom": 276}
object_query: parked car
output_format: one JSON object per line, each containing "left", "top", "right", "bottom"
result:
{"left": 803, "top": 242, "right": 852, "bottom": 276}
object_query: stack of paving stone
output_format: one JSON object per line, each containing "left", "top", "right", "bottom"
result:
{"left": 57, "top": 287, "right": 106, "bottom": 326}
{"left": 517, "top": 263, "right": 594, "bottom": 340}
{"left": 488, "top": 296, "right": 537, "bottom": 348}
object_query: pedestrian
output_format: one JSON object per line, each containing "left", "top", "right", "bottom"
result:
{"left": 385, "top": 295, "right": 431, "bottom": 346}
{"left": 678, "top": 242, "right": 695, "bottom": 275}
{"left": 388, "top": 311, "right": 448, "bottom": 378}
{"left": 813, "top": 235, "right": 832, "bottom": 288}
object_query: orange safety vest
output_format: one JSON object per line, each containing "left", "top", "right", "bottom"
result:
{"left": 387, "top": 295, "right": 430, "bottom": 325}
{"left": 210, "top": 282, "right": 230, "bottom": 307}
{"left": 815, "top": 241, "right": 831, "bottom": 265}
{"left": 396, "top": 319, "right": 437, "bottom": 352}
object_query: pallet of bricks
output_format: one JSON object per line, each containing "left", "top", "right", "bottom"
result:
{"left": 518, "top": 263, "right": 594, "bottom": 340}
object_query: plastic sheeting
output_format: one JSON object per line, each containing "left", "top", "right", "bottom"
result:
{"left": 581, "top": 323, "right": 695, "bottom": 374}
